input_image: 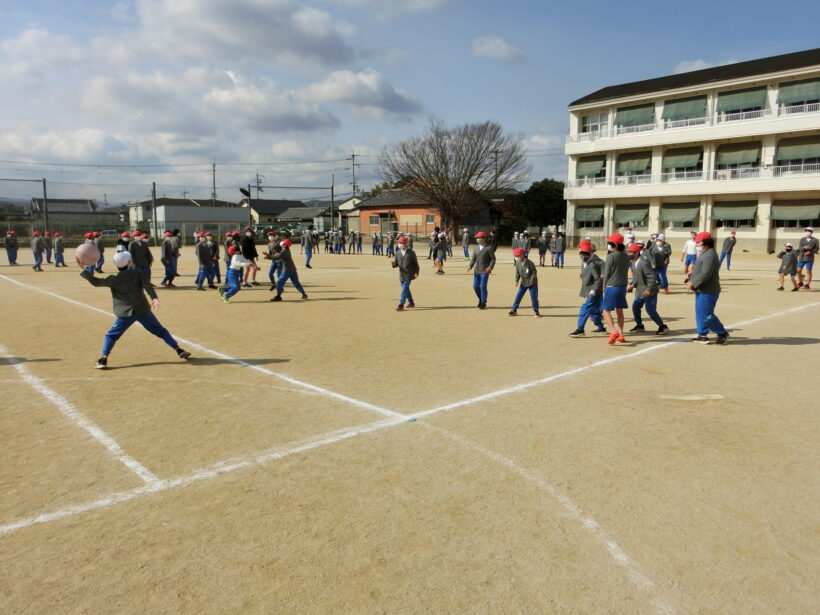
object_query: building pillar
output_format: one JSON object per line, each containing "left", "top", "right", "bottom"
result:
{"left": 567, "top": 156, "right": 577, "bottom": 184}
{"left": 706, "top": 91, "right": 716, "bottom": 123}
{"left": 605, "top": 152, "right": 616, "bottom": 184}
{"left": 651, "top": 147, "right": 663, "bottom": 180}
{"left": 756, "top": 193, "right": 774, "bottom": 254}
{"left": 655, "top": 102, "right": 664, "bottom": 131}
{"left": 566, "top": 200, "right": 577, "bottom": 245}
{"left": 604, "top": 199, "right": 615, "bottom": 235}
{"left": 648, "top": 197, "right": 661, "bottom": 233}
{"left": 702, "top": 195, "right": 714, "bottom": 233}
{"left": 766, "top": 84, "right": 779, "bottom": 115}
{"left": 704, "top": 142, "right": 717, "bottom": 179}
{"left": 607, "top": 107, "right": 615, "bottom": 135}
{"left": 569, "top": 112, "right": 581, "bottom": 138}
{"left": 761, "top": 134, "right": 777, "bottom": 167}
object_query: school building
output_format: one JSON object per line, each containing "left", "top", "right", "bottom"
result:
{"left": 564, "top": 47, "right": 820, "bottom": 253}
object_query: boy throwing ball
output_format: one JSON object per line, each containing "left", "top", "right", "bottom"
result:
{"left": 79, "top": 251, "right": 191, "bottom": 369}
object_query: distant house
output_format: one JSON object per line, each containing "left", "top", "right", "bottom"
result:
{"left": 128, "top": 197, "right": 248, "bottom": 238}
{"left": 31, "top": 198, "right": 120, "bottom": 229}
{"left": 276, "top": 206, "right": 332, "bottom": 232}
{"left": 336, "top": 196, "right": 362, "bottom": 232}
{"left": 240, "top": 198, "right": 306, "bottom": 225}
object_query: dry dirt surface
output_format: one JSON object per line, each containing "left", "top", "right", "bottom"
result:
{"left": 0, "top": 246, "right": 818, "bottom": 614}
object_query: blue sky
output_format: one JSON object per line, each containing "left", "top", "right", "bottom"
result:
{"left": 1, "top": 0, "right": 819, "bottom": 204}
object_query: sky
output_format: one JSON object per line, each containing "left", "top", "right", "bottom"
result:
{"left": 1, "top": 0, "right": 819, "bottom": 204}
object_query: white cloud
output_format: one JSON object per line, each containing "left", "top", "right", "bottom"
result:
{"left": 299, "top": 69, "right": 423, "bottom": 117}
{"left": 331, "top": 0, "right": 453, "bottom": 18}
{"left": 0, "top": 28, "right": 87, "bottom": 80}
{"left": 471, "top": 36, "right": 525, "bottom": 62}
{"left": 674, "top": 58, "right": 739, "bottom": 74}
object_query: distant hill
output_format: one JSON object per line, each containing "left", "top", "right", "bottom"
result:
{"left": 0, "top": 197, "right": 30, "bottom": 207}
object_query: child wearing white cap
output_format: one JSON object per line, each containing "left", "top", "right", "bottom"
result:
{"left": 776, "top": 243, "right": 799, "bottom": 291}
{"left": 797, "top": 227, "right": 819, "bottom": 290}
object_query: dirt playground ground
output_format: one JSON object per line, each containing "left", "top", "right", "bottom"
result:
{"left": 0, "top": 245, "right": 818, "bottom": 614}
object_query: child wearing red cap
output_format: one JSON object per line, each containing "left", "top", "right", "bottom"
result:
{"left": 5, "top": 230, "right": 19, "bottom": 265}
{"left": 31, "top": 231, "right": 45, "bottom": 271}
{"left": 719, "top": 230, "right": 737, "bottom": 270}
{"left": 269, "top": 239, "right": 308, "bottom": 302}
{"left": 627, "top": 244, "right": 668, "bottom": 334}
{"left": 220, "top": 245, "right": 253, "bottom": 303}
{"left": 44, "top": 231, "right": 53, "bottom": 264}
{"left": 569, "top": 240, "right": 606, "bottom": 336}
{"left": 160, "top": 231, "right": 176, "bottom": 287}
{"left": 241, "top": 227, "right": 260, "bottom": 287}
{"left": 508, "top": 248, "right": 539, "bottom": 316}
{"left": 116, "top": 232, "right": 131, "bottom": 253}
{"left": 194, "top": 232, "right": 216, "bottom": 290}
{"left": 601, "top": 233, "right": 630, "bottom": 344}
{"left": 128, "top": 233, "right": 154, "bottom": 284}
{"left": 264, "top": 231, "right": 283, "bottom": 290}
{"left": 687, "top": 232, "right": 729, "bottom": 344}
{"left": 392, "top": 235, "right": 419, "bottom": 311}
{"left": 92, "top": 231, "right": 105, "bottom": 273}
{"left": 53, "top": 232, "right": 66, "bottom": 267}
{"left": 467, "top": 231, "right": 495, "bottom": 309}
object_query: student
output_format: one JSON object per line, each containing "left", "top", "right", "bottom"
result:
{"left": 385, "top": 231, "right": 395, "bottom": 257}
{"left": 5, "top": 230, "right": 18, "bottom": 265}
{"left": 508, "top": 248, "right": 540, "bottom": 317}
{"left": 462, "top": 228, "right": 470, "bottom": 259}
{"left": 220, "top": 245, "right": 252, "bottom": 303}
{"left": 433, "top": 232, "right": 447, "bottom": 275}
{"left": 511, "top": 231, "right": 520, "bottom": 252}
{"left": 222, "top": 231, "right": 234, "bottom": 285}
{"left": 536, "top": 231, "right": 549, "bottom": 267}
{"left": 776, "top": 243, "right": 799, "bottom": 291}
{"left": 79, "top": 251, "right": 190, "bottom": 369}
{"left": 347, "top": 230, "right": 356, "bottom": 254}
{"left": 241, "top": 227, "right": 260, "bottom": 287}
{"left": 116, "top": 232, "right": 131, "bottom": 253}
{"left": 53, "top": 231, "right": 66, "bottom": 267}
{"left": 392, "top": 235, "right": 419, "bottom": 311}
{"left": 687, "top": 232, "right": 729, "bottom": 344}
{"left": 601, "top": 233, "right": 630, "bottom": 345}
{"left": 270, "top": 239, "right": 308, "bottom": 302}
{"left": 681, "top": 230, "right": 698, "bottom": 283}
{"left": 194, "top": 233, "right": 215, "bottom": 290}
{"left": 93, "top": 231, "right": 105, "bottom": 273}
{"left": 554, "top": 232, "right": 566, "bottom": 268}
{"left": 31, "top": 231, "right": 45, "bottom": 272}
{"left": 170, "top": 229, "right": 182, "bottom": 277}
{"left": 160, "top": 231, "right": 176, "bottom": 287}
{"left": 797, "top": 226, "right": 819, "bottom": 290}
{"left": 569, "top": 240, "right": 606, "bottom": 337}
{"left": 406, "top": 232, "right": 414, "bottom": 250}
{"left": 488, "top": 230, "right": 498, "bottom": 255}
{"left": 650, "top": 233, "right": 672, "bottom": 294}
{"left": 719, "top": 230, "right": 737, "bottom": 270}
{"left": 549, "top": 232, "right": 558, "bottom": 266}
{"left": 304, "top": 224, "right": 316, "bottom": 268}
{"left": 467, "top": 231, "right": 495, "bottom": 309}
{"left": 627, "top": 244, "right": 668, "bottom": 335}
{"left": 521, "top": 231, "right": 531, "bottom": 258}
{"left": 206, "top": 232, "right": 221, "bottom": 284}
{"left": 44, "top": 231, "right": 53, "bottom": 264}
{"left": 356, "top": 230, "right": 363, "bottom": 254}
{"left": 264, "top": 231, "right": 283, "bottom": 291}
{"left": 129, "top": 232, "right": 154, "bottom": 284}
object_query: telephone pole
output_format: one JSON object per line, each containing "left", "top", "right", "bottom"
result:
{"left": 255, "top": 172, "right": 265, "bottom": 199}
{"left": 211, "top": 162, "right": 217, "bottom": 206}
{"left": 346, "top": 151, "right": 360, "bottom": 197}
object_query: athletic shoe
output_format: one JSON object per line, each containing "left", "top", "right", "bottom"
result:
{"left": 617, "top": 333, "right": 626, "bottom": 343}
{"left": 208, "top": 284, "right": 217, "bottom": 289}
{"left": 798, "top": 282, "right": 804, "bottom": 288}
{"left": 218, "top": 286, "right": 225, "bottom": 297}
{"left": 196, "top": 286, "right": 205, "bottom": 291}
{"left": 569, "top": 328, "right": 585, "bottom": 337}
{"left": 593, "top": 327, "right": 607, "bottom": 334}
{"left": 715, "top": 333, "right": 729, "bottom": 345}
{"left": 608, "top": 330, "right": 620, "bottom": 345}
{"left": 478, "top": 303, "right": 486, "bottom": 310}
{"left": 242, "top": 283, "right": 252, "bottom": 288}
{"left": 269, "top": 285, "right": 275, "bottom": 291}
{"left": 508, "top": 310, "right": 517, "bottom": 316}
{"left": 777, "top": 286, "right": 784, "bottom": 291}
{"left": 270, "top": 295, "right": 282, "bottom": 302}
{"left": 160, "top": 281, "right": 168, "bottom": 287}
{"left": 177, "top": 348, "right": 191, "bottom": 360}
{"left": 664, "top": 288, "right": 670, "bottom": 295}
{"left": 802, "top": 285, "right": 811, "bottom": 290}
{"left": 407, "top": 302, "right": 415, "bottom": 308}
{"left": 396, "top": 304, "right": 404, "bottom": 311}
{"left": 691, "top": 335, "right": 710, "bottom": 343}
{"left": 791, "top": 287, "right": 800, "bottom": 292}
{"left": 301, "top": 294, "right": 308, "bottom": 300}
{"left": 220, "top": 296, "right": 231, "bottom": 303}
{"left": 251, "top": 281, "right": 260, "bottom": 286}
{"left": 630, "top": 324, "right": 645, "bottom": 332}
{"left": 305, "top": 264, "right": 312, "bottom": 269}
{"left": 476, "top": 302, "right": 482, "bottom": 308}
{"left": 656, "top": 324, "right": 669, "bottom": 335}
{"left": 95, "top": 357, "right": 107, "bottom": 370}
{"left": 534, "top": 311, "right": 541, "bottom": 318}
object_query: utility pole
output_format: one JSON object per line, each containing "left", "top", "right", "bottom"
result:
{"left": 41, "top": 178, "right": 49, "bottom": 231}
{"left": 152, "top": 181, "right": 158, "bottom": 240}
{"left": 182, "top": 189, "right": 188, "bottom": 199}
{"left": 346, "top": 151, "right": 360, "bottom": 197}
{"left": 104, "top": 193, "right": 108, "bottom": 207}
{"left": 255, "top": 172, "right": 264, "bottom": 199}
{"left": 211, "top": 162, "right": 217, "bottom": 206}
{"left": 330, "top": 174, "right": 335, "bottom": 231}
{"left": 247, "top": 183, "right": 253, "bottom": 228}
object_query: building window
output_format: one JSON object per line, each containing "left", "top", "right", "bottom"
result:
{"left": 425, "top": 214, "right": 435, "bottom": 224}
{"left": 581, "top": 112, "right": 608, "bottom": 134}
{"left": 369, "top": 215, "right": 379, "bottom": 225}
{"left": 714, "top": 142, "right": 761, "bottom": 180}
{"left": 615, "top": 152, "right": 651, "bottom": 185}
{"left": 778, "top": 77, "right": 820, "bottom": 114}
{"left": 578, "top": 219, "right": 603, "bottom": 229}
{"left": 716, "top": 86, "right": 766, "bottom": 122}
{"left": 575, "top": 156, "right": 606, "bottom": 185}
{"left": 716, "top": 218, "right": 755, "bottom": 228}
{"left": 771, "top": 217, "right": 820, "bottom": 228}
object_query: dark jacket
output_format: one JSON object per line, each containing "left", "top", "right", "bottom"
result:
{"left": 514, "top": 258, "right": 538, "bottom": 287}
{"left": 632, "top": 257, "right": 659, "bottom": 296}
{"left": 777, "top": 250, "right": 798, "bottom": 274}
{"left": 128, "top": 240, "right": 153, "bottom": 268}
{"left": 393, "top": 247, "right": 419, "bottom": 282}
{"left": 579, "top": 254, "right": 604, "bottom": 297}
{"left": 54, "top": 237, "right": 64, "bottom": 254}
{"left": 241, "top": 235, "right": 258, "bottom": 260}
{"left": 271, "top": 247, "right": 297, "bottom": 273}
{"left": 602, "top": 250, "right": 630, "bottom": 287}
{"left": 798, "top": 236, "right": 819, "bottom": 262}
{"left": 195, "top": 241, "right": 211, "bottom": 266}
{"left": 469, "top": 245, "right": 496, "bottom": 273}
{"left": 5, "top": 235, "right": 17, "bottom": 249}
{"left": 690, "top": 248, "right": 721, "bottom": 294}
{"left": 721, "top": 236, "right": 736, "bottom": 254}
{"left": 80, "top": 269, "right": 157, "bottom": 317}
{"left": 31, "top": 236, "right": 44, "bottom": 253}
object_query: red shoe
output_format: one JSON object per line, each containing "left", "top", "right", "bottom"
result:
{"left": 801, "top": 285, "right": 811, "bottom": 290}
{"left": 617, "top": 333, "right": 626, "bottom": 343}
{"left": 608, "top": 330, "right": 620, "bottom": 345}
{"left": 407, "top": 302, "right": 415, "bottom": 308}
{"left": 664, "top": 288, "right": 670, "bottom": 294}
{"left": 396, "top": 304, "right": 404, "bottom": 311}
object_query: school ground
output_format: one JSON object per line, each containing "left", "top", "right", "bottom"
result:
{"left": 0, "top": 246, "right": 817, "bottom": 614}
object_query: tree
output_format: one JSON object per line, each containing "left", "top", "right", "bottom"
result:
{"left": 379, "top": 119, "right": 531, "bottom": 236}
{"left": 362, "top": 181, "right": 392, "bottom": 199}
{"left": 517, "top": 178, "right": 566, "bottom": 233}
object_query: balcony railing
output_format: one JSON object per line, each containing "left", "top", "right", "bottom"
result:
{"left": 568, "top": 163, "right": 820, "bottom": 188}
{"left": 567, "top": 102, "right": 820, "bottom": 144}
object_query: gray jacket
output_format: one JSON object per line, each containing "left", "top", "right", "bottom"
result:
{"left": 798, "top": 236, "right": 819, "bottom": 262}
{"left": 469, "top": 245, "right": 496, "bottom": 273}
{"left": 649, "top": 243, "right": 671, "bottom": 268}
{"left": 54, "top": 236, "right": 64, "bottom": 254}
{"left": 271, "top": 246, "right": 297, "bottom": 273}
{"left": 194, "top": 241, "right": 211, "bottom": 266}
{"left": 80, "top": 269, "right": 157, "bottom": 317}
{"left": 161, "top": 239, "right": 174, "bottom": 262}
{"left": 31, "top": 236, "right": 44, "bottom": 253}
{"left": 169, "top": 235, "right": 181, "bottom": 256}
{"left": 93, "top": 237, "right": 104, "bottom": 253}
{"left": 721, "top": 236, "right": 736, "bottom": 254}
{"left": 632, "top": 257, "right": 659, "bottom": 296}
{"left": 462, "top": 232, "right": 469, "bottom": 246}
{"left": 514, "top": 258, "right": 538, "bottom": 287}
{"left": 777, "top": 250, "right": 798, "bottom": 274}
{"left": 579, "top": 254, "right": 604, "bottom": 297}
{"left": 554, "top": 236, "right": 566, "bottom": 252}
{"left": 602, "top": 250, "right": 630, "bottom": 287}
{"left": 127, "top": 240, "right": 153, "bottom": 268}
{"left": 690, "top": 248, "right": 721, "bottom": 294}
{"left": 393, "top": 247, "right": 419, "bottom": 282}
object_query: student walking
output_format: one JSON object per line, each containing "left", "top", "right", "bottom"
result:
{"left": 193, "top": 233, "right": 214, "bottom": 290}
{"left": 220, "top": 245, "right": 253, "bottom": 303}
{"left": 170, "top": 229, "right": 182, "bottom": 277}
{"left": 681, "top": 230, "right": 698, "bottom": 283}
{"left": 508, "top": 248, "right": 540, "bottom": 317}
{"left": 265, "top": 232, "right": 283, "bottom": 290}
{"left": 53, "top": 232, "right": 66, "bottom": 267}
{"left": 650, "top": 233, "right": 672, "bottom": 294}
{"left": 356, "top": 231, "right": 363, "bottom": 254}
{"left": 433, "top": 232, "right": 447, "bottom": 275}
{"left": 627, "top": 244, "right": 668, "bottom": 334}
{"left": 160, "top": 231, "right": 176, "bottom": 287}
{"left": 270, "top": 239, "right": 308, "bottom": 302}
{"left": 554, "top": 232, "right": 566, "bottom": 268}
{"left": 241, "top": 227, "right": 260, "bottom": 287}
{"left": 44, "top": 231, "right": 53, "bottom": 264}
{"left": 569, "top": 240, "right": 605, "bottom": 336}
{"left": 536, "top": 231, "right": 549, "bottom": 267}
{"left": 462, "top": 228, "right": 470, "bottom": 259}
{"left": 467, "top": 231, "right": 495, "bottom": 309}
{"left": 116, "top": 232, "right": 131, "bottom": 253}
{"left": 776, "top": 243, "right": 799, "bottom": 291}
{"left": 719, "top": 230, "right": 737, "bottom": 270}
{"left": 392, "top": 235, "right": 419, "bottom": 311}
{"left": 31, "top": 231, "right": 45, "bottom": 272}
{"left": 79, "top": 250, "right": 190, "bottom": 369}
{"left": 797, "top": 226, "right": 818, "bottom": 290}
{"left": 93, "top": 231, "right": 105, "bottom": 273}
{"left": 687, "top": 232, "right": 729, "bottom": 344}
{"left": 4, "top": 230, "right": 18, "bottom": 265}
{"left": 601, "top": 233, "right": 630, "bottom": 344}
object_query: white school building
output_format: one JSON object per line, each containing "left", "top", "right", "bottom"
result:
{"left": 564, "top": 47, "right": 820, "bottom": 253}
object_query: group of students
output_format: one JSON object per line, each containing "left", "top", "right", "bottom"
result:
{"left": 323, "top": 229, "right": 362, "bottom": 255}
{"left": 775, "top": 226, "right": 819, "bottom": 291}
{"left": 8, "top": 229, "right": 69, "bottom": 270}
{"left": 509, "top": 230, "right": 567, "bottom": 268}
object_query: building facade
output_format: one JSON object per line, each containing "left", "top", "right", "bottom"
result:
{"left": 564, "top": 48, "right": 820, "bottom": 253}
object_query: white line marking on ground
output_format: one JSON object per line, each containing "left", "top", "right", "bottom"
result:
{"left": 659, "top": 394, "right": 725, "bottom": 401}
{"left": 422, "top": 424, "right": 674, "bottom": 613}
{"left": 412, "top": 299, "right": 820, "bottom": 419}
{"left": 0, "top": 345, "right": 158, "bottom": 484}
{"left": 0, "top": 274, "right": 403, "bottom": 420}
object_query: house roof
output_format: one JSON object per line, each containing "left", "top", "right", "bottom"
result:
{"left": 134, "top": 197, "right": 237, "bottom": 208}
{"left": 357, "top": 189, "right": 430, "bottom": 208}
{"left": 31, "top": 198, "right": 96, "bottom": 213}
{"left": 276, "top": 206, "right": 329, "bottom": 221}
{"left": 337, "top": 196, "right": 362, "bottom": 211}
{"left": 570, "top": 47, "right": 820, "bottom": 107}
{"left": 248, "top": 199, "right": 306, "bottom": 215}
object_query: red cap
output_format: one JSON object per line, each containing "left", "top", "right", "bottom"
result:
{"left": 397, "top": 236, "right": 408, "bottom": 244}
{"left": 164, "top": 231, "right": 172, "bottom": 236}
{"left": 244, "top": 226, "right": 252, "bottom": 231}
{"left": 33, "top": 231, "right": 41, "bottom": 236}
{"left": 607, "top": 233, "right": 624, "bottom": 245}
{"left": 475, "top": 231, "right": 487, "bottom": 238}
{"left": 267, "top": 230, "right": 276, "bottom": 235}
{"left": 512, "top": 247, "right": 525, "bottom": 256}
{"left": 228, "top": 245, "right": 240, "bottom": 255}
{"left": 121, "top": 232, "right": 130, "bottom": 237}
{"left": 627, "top": 244, "right": 642, "bottom": 254}
{"left": 695, "top": 231, "right": 712, "bottom": 242}
{"left": 578, "top": 241, "right": 592, "bottom": 253}
{"left": 282, "top": 239, "right": 292, "bottom": 248}
{"left": 141, "top": 233, "right": 149, "bottom": 238}
{"left": 205, "top": 231, "right": 213, "bottom": 236}
{"left": 54, "top": 231, "right": 61, "bottom": 236}
{"left": 45, "top": 231, "right": 51, "bottom": 236}
{"left": 730, "top": 230, "right": 736, "bottom": 234}
{"left": 93, "top": 231, "right": 101, "bottom": 237}
{"left": 85, "top": 232, "right": 92, "bottom": 238}
{"left": 197, "top": 232, "right": 204, "bottom": 237}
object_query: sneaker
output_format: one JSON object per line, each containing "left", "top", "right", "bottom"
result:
{"left": 251, "top": 281, "right": 260, "bottom": 286}
{"left": 177, "top": 348, "right": 191, "bottom": 360}
{"left": 656, "top": 324, "right": 669, "bottom": 335}
{"left": 508, "top": 310, "right": 517, "bottom": 316}
{"left": 664, "top": 288, "right": 670, "bottom": 295}
{"left": 305, "top": 264, "right": 312, "bottom": 269}
{"left": 218, "top": 286, "right": 225, "bottom": 297}
{"left": 791, "top": 287, "right": 800, "bottom": 292}
{"left": 269, "top": 285, "right": 276, "bottom": 291}
{"left": 396, "top": 304, "right": 404, "bottom": 311}
{"left": 161, "top": 281, "right": 168, "bottom": 287}
{"left": 301, "top": 294, "right": 308, "bottom": 300}
{"left": 196, "top": 286, "right": 205, "bottom": 291}
{"left": 715, "top": 333, "right": 729, "bottom": 345}
{"left": 617, "top": 333, "right": 626, "bottom": 343}
{"left": 270, "top": 295, "right": 282, "bottom": 302}
{"left": 242, "top": 283, "right": 252, "bottom": 288}
{"left": 407, "top": 302, "right": 415, "bottom": 308}
{"left": 691, "top": 335, "right": 710, "bottom": 343}
{"left": 478, "top": 303, "right": 486, "bottom": 310}
{"left": 630, "top": 324, "right": 645, "bottom": 332}
{"left": 608, "top": 330, "right": 620, "bottom": 345}
{"left": 802, "top": 285, "right": 811, "bottom": 290}
{"left": 798, "top": 282, "right": 804, "bottom": 288}
{"left": 208, "top": 284, "right": 217, "bottom": 289}
{"left": 569, "top": 328, "right": 585, "bottom": 337}
{"left": 220, "top": 296, "right": 231, "bottom": 303}
{"left": 593, "top": 327, "right": 607, "bottom": 334}
{"left": 95, "top": 357, "right": 107, "bottom": 370}
{"left": 777, "top": 286, "right": 784, "bottom": 291}
{"left": 533, "top": 311, "right": 541, "bottom": 318}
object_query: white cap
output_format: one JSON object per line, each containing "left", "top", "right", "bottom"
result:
{"left": 626, "top": 233, "right": 635, "bottom": 239}
{"left": 513, "top": 231, "right": 519, "bottom": 236}
{"left": 113, "top": 251, "right": 132, "bottom": 268}
{"left": 806, "top": 227, "right": 814, "bottom": 232}
{"left": 657, "top": 233, "right": 665, "bottom": 240}
{"left": 438, "top": 232, "right": 445, "bottom": 238}
{"left": 584, "top": 236, "right": 591, "bottom": 241}
{"left": 785, "top": 242, "right": 794, "bottom": 247}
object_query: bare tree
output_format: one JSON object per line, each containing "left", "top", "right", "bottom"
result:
{"left": 379, "top": 119, "right": 531, "bottom": 236}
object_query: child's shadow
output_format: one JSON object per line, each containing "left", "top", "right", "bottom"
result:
{"left": 108, "top": 357, "right": 289, "bottom": 370}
